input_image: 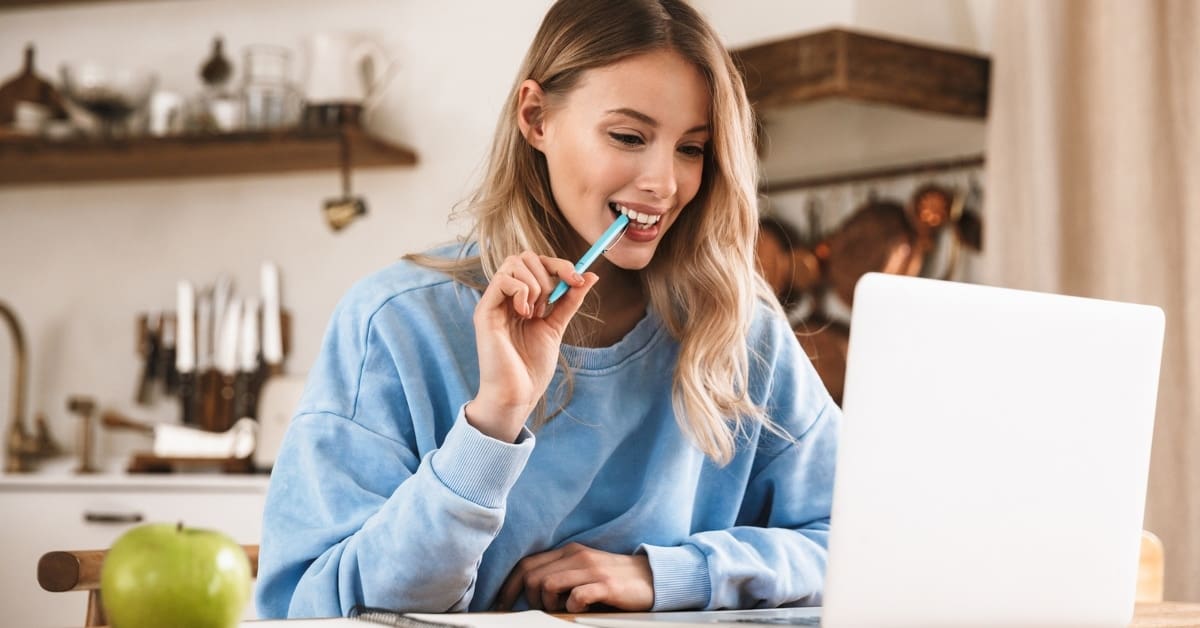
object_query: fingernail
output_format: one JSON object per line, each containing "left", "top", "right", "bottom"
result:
{"left": 573, "top": 273, "right": 584, "bottom": 284}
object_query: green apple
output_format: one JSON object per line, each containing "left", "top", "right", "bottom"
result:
{"left": 101, "top": 522, "right": 252, "bottom": 628}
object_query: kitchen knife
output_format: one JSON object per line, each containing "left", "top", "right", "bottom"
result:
{"left": 135, "top": 312, "right": 161, "bottom": 405}
{"left": 176, "top": 281, "right": 198, "bottom": 426}
{"left": 261, "top": 261, "right": 284, "bottom": 374}
{"left": 234, "top": 298, "right": 260, "bottom": 420}
{"left": 196, "top": 288, "right": 213, "bottom": 373}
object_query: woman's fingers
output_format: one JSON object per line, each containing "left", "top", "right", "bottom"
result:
{"left": 519, "top": 252, "right": 559, "bottom": 317}
{"left": 495, "top": 546, "right": 567, "bottom": 610}
{"left": 566, "top": 581, "right": 609, "bottom": 614}
{"left": 539, "top": 255, "right": 587, "bottom": 306}
{"left": 482, "top": 254, "right": 584, "bottom": 321}
{"left": 544, "top": 272, "right": 599, "bottom": 331}
{"left": 495, "top": 544, "right": 653, "bottom": 612}
{"left": 541, "top": 568, "right": 598, "bottom": 611}
{"left": 507, "top": 262, "right": 544, "bottom": 317}
{"left": 478, "top": 271, "right": 531, "bottom": 318}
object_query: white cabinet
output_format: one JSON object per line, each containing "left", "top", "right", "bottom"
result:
{"left": 0, "top": 473, "right": 268, "bottom": 628}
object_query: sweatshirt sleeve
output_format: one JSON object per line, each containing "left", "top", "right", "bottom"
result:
{"left": 255, "top": 282, "right": 534, "bottom": 618}
{"left": 637, "top": 309, "right": 840, "bottom": 610}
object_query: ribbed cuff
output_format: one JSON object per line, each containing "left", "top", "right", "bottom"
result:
{"left": 638, "top": 543, "right": 712, "bottom": 611}
{"left": 429, "top": 405, "right": 535, "bottom": 509}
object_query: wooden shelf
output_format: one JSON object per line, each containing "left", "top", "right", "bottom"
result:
{"left": 733, "top": 28, "right": 990, "bottom": 119}
{"left": 0, "top": 0, "right": 124, "bottom": 7}
{"left": 0, "top": 125, "right": 417, "bottom": 185}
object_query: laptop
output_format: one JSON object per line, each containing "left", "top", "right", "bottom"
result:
{"left": 577, "top": 273, "right": 1165, "bottom": 628}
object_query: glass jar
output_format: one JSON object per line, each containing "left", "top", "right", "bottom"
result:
{"left": 241, "top": 45, "right": 301, "bottom": 130}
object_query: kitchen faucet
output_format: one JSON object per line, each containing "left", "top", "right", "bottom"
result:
{"left": 1, "top": 300, "right": 59, "bottom": 472}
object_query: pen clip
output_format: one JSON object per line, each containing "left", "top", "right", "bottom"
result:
{"left": 602, "top": 224, "right": 629, "bottom": 253}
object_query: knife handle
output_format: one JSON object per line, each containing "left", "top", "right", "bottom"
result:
{"left": 134, "top": 315, "right": 160, "bottom": 405}
{"left": 232, "top": 372, "right": 257, "bottom": 421}
{"left": 177, "top": 371, "right": 199, "bottom": 427}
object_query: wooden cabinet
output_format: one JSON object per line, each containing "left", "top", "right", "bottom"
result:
{"left": 733, "top": 28, "right": 990, "bottom": 119}
{"left": 0, "top": 474, "right": 268, "bottom": 626}
{"left": 731, "top": 28, "right": 989, "bottom": 189}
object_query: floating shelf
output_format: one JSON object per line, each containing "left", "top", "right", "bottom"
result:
{"left": 733, "top": 28, "right": 990, "bottom": 119}
{"left": 0, "top": 0, "right": 120, "bottom": 7}
{"left": 0, "top": 125, "right": 417, "bottom": 186}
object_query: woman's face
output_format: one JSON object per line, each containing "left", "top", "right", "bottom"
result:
{"left": 521, "top": 50, "right": 711, "bottom": 270}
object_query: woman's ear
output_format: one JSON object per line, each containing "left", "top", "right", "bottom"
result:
{"left": 517, "top": 79, "right": 548, "bottom": 150}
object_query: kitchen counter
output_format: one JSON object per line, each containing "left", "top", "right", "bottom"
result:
{"left": 0, "top": 456, "right": 271, "bottom": 491}
{"left": 2, "top": 455, "right": 271, "bottom": 627}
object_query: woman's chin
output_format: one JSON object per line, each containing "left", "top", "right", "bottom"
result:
{"left": 605, "top": 248, "right": 655, "bottom": 271}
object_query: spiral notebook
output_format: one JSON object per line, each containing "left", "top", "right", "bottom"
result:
{"left": 240, "top": 609, "right": 576, "bottom": 627}
{"left": 358, "top": 608, "right": 574, "bottom": 627}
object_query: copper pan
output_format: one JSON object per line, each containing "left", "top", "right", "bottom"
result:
{"left": 817, "top": 199, "right": 919, "bottom": 308}
{"left": 795, "top": 315, "right": 850, "bottom": 405}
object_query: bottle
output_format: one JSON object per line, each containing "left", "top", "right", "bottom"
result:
{"left": 194, "top": 37, "right": 243, "bottom": 133}
{"left": 0, "top": 44, "right": 70, "bottom": 134}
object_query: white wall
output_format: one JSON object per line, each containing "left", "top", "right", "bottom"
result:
{"left": 0, "top": 0, "right": 990, "bottom": 466}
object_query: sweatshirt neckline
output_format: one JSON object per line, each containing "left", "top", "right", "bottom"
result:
{"left": 559, "top": 307, "right": 666, "bottom": 373}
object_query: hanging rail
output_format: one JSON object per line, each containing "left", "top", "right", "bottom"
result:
{"left": 760, "top": 153, "right": 985, "bottom": 194}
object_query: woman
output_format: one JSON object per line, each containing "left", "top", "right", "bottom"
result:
{"left": 257, "top": 0, "right": 839, "bottom": 618}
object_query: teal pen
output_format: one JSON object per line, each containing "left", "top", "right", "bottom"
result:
{"left": 547, "top": 213, "right": 631, "bottom": 304}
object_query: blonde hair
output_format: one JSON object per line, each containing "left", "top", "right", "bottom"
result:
{"left": 408, "top": 0, "right": 783, "bottom": 465}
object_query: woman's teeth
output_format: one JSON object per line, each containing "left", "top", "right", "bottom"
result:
{"left": 610, "top": 203, "right": 661, "bottom": 228}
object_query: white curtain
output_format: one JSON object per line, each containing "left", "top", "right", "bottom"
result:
{"left": 985, "top": 0, "right": 1199, "bottom": 601}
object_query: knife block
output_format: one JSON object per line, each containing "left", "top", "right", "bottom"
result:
{"left": 134, "top": 309, "right": 292, "bottom": 433}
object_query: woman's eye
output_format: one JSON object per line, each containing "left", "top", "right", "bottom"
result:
{"left": 679, "top": 145, "right": 706, "bottom": 158}
{"left": 610, "top": 133, "right": 644, "bottom": 146}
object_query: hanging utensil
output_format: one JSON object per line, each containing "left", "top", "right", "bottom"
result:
{"left": 323, "top": 128, "right": 367, "bottom": 231}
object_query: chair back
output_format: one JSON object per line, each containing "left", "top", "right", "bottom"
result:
{"left": 37, "top": 544, "right": 259, "bottom": 627}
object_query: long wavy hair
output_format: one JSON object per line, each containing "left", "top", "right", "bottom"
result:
{"left": 408, "top": 0, "right": 783, "bottom": 464}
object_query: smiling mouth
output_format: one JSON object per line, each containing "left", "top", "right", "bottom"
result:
{"left": 608, "top": 202, "right": 661, "bottom": 230}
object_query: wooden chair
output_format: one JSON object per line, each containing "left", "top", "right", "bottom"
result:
{"left": 1137, "top": 530, "right": 1165, "bottom": 603}
{"left": 37, "top": 544, "right": 258, "bottom": 627}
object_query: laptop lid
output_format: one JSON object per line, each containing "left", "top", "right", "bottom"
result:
{"left": 822, "top": 273, "right": 1164, "bottom": 628}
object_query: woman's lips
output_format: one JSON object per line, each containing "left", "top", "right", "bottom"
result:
{"left": 609, "top": 204, "right": 661, "bottom": 243}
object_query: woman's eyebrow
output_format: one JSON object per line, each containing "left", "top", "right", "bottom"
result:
{"left": 606, "top": 107, "right": 709, "bottom": 134}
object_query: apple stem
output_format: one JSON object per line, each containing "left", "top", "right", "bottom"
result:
{"left": 177, "top": 521, "right": 184, "bottom": 532}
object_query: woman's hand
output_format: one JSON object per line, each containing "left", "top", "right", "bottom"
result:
{"left": 467, "top": 251, "right": 598, "bottom": 442}
{"left": 495, "top": 543, "right": 655, "bottom": 613}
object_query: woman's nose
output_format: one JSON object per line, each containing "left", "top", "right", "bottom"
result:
{"left": 637, "top": 148, "right": 678, "bottom": 200}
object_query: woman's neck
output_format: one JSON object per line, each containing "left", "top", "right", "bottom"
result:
{"left": 565, "top": 257, "right": 647, "bottom": 348}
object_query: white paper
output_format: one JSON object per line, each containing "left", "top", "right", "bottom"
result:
{"left": 154, "top": 417, "right": 258, "bottom": 458}
{"left": 406, "top": 611, "right": 577, "bottom": 627}
{"left": 241, "top": 619, "right": 361, "bottom": 626}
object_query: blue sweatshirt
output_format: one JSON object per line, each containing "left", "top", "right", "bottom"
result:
{"left": 256, "top": 245, "right": 840, "bottom": 618}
